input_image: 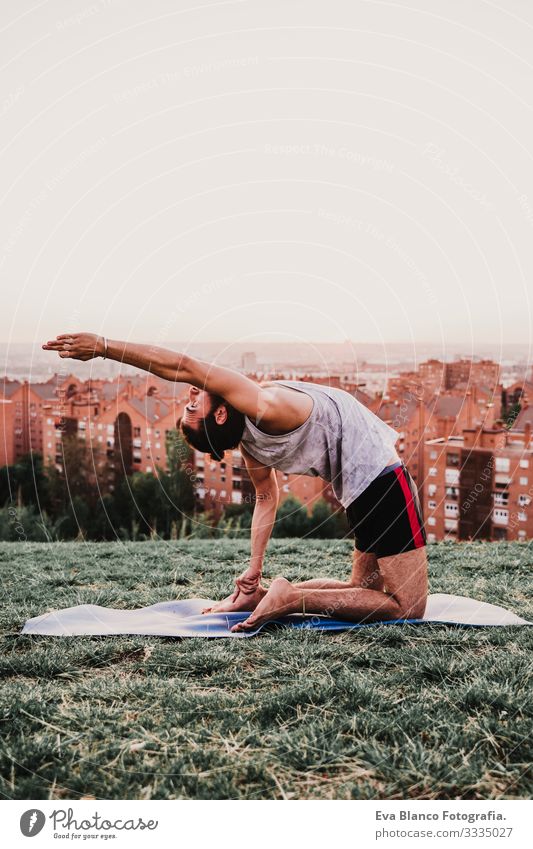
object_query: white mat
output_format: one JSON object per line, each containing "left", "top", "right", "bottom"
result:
{"left": 21, "top": 593, "right": 531, "bottom": 638}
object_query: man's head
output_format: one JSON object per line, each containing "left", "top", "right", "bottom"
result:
{"left": 180, "top": 386, "right": 245, "bottom": 461}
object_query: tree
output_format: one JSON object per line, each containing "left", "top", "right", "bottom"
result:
{"left": 129, "top": 472, "right": 162, "bottom": 538}
{"left": 272, "top": 495, "right": 311, "bottom": 537}
{"left": 155, "top": 430, "right": 195, "bottom": 537}
{"left": 0, "top": 452, "right": 49, "bottom": 510}
{"left": 308, "top": 498, "right": 336, "bottom": 538}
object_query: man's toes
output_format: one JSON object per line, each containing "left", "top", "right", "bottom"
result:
{"left": 231, "top": 618, "right": 253, "bottom": 632}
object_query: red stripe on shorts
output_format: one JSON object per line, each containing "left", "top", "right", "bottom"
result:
{"left": 394, "top": 466, "right": 425, "bottom": 548}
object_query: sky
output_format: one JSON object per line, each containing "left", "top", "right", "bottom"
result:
{"left": 1, "top": 0, "right": 533, "bottom": 362}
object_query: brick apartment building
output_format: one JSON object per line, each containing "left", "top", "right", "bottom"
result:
{"left": 423, "top": 421, "right": 532, "bottom": 542}
{"left": 1, "top": 372, "right": 331, "bottom": 518}
{"left": 2, "top": 360, "right": 532, "bottom": 539}
{"left": 372, "top": 385, "right": 498, "bottom": 493}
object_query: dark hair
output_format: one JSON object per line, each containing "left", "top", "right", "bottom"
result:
{"left": 180, "top": 394, "right": 245, "bottom": 461}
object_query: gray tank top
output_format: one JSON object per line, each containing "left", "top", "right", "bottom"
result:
{"left": 239, "top": 380, "right": 400, "bottom": 508}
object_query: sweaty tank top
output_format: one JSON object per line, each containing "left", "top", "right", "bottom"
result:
{"left": 239, "top": 380, "right": 400, "bottom": 508}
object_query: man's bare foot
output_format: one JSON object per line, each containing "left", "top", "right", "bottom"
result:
{"left": 231, "top": 577, "right": 299, "bottom": 632}
{"left": 202, "top": 584, "right": 267, "bottom": 614}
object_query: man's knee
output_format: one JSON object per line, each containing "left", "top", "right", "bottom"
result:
{"left": 378, "top": 546, "right": 428, "bottom": 618}
{"left": 397, "top": 590, "right": 427, "bottom": 619}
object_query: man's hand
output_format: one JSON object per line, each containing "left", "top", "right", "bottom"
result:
{"left": 231, "top": 567, "right": 262, "bottom": 601}
{"left": 42, "top": 333, "right": 105, "bottom": 361}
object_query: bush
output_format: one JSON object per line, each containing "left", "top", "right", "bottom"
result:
{"left": 308, "top": 498, "right": 336, "bottom": 538}
{"left": 272, "top": 496, "right": 311, "bottom": 537}
{"left": 0, "top": 505, "right": 55, "bottom": 542}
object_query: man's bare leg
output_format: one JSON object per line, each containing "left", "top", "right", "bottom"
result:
{"left": 292, "top": 550, "right": 384, "bottom": 591}
{"left": 231, "top": 547, "right": 428, "bottom": 631}
{"left": 206, "top": 551, "right": 382, "bottom": 613}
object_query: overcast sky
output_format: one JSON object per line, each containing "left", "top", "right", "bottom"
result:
{"left": 1, "top": 0, "right": 533, "bottom": 362}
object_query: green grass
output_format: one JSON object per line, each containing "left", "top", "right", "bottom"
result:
{"left": 0, "top": 539, "right": 532, "bottom": 800}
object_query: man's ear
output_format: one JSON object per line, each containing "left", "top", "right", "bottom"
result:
{"left": 214, "top": 404, "right": 228, "bottom": 425}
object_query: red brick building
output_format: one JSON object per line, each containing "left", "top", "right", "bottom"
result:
{"left": 424, "top": 423, "right": 532, "bottom": 542}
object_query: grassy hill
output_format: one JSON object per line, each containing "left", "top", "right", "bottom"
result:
{"left": 0, "top": 538, "right": 532, "bottom": 800}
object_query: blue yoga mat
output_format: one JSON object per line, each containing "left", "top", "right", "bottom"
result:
{"left": 21, "top": 593, "right": 531, "bottom": 638}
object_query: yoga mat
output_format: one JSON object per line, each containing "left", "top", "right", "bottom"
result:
{"left": 21, "top": 593, "right": 531, "bottom": 638}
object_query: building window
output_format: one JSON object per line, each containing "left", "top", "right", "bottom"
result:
{"left": 495, "top": 457, "right": 510, "bottom": 472}
{"left": 429, "top": 467, "right": 437, "bottom": 476}
{"left": 445, "top": 468, "right": 460, "bottom": 486}
{"left": 518, "top": 494, "right": 530, "bottom": 507}
{"left": 445, "top": 486, "right": 459, "bottom": 499}
{"left": 493, "top": 527, "right": 507, "bottom": 541}
{"left": 518, "top": 530, "right": 527, "bottom": 538}
{"left": 493, "top": 508, "right": 509, "bottom": 525}
{"left": 427, "top": 533, "right": 437, "bottom": 543}
{"left": 133, "top": 427, "right": 141, "bottom": 438}
{"left": 446, "top": 453, "right": 460, "bottom": 467}
{"left": 146, "top": 466, "right": 152, "bottom": 473}
{"left": 430, "top": 450, "right": 438, "bottom": 459}
{"left": 445, "top": 502, "right": 459, "bottom": 515}
{"left": 493, "top": 492, "right": 509, "bottom": 506}
{"left": 428, "top": 517, "right": 436, "bottom": 526}
{"left": 428, "top": 484, "right": 437, "bottom": 496}
{"left": 518, "top": 512, "right": 527, "bottom": 522}
{"left": 520, "top": 476, "right": 528, "bottom": 486}
{"left": 428, "top": 500, "right": 436, "bottom": 509}
{"left": 519, "top": 459, "right": 529, "bottom": 469}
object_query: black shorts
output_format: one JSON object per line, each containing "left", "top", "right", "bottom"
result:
{"left": 345, "top": 461, "right": 427, "bottom": 558}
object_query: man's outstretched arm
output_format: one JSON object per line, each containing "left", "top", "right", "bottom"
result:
{"left": 42, "top": 332, "right": 269, "bottom": 421}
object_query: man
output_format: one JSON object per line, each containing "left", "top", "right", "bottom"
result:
{"left": 43, "top": 332, "right": 428, "bottom": 632}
